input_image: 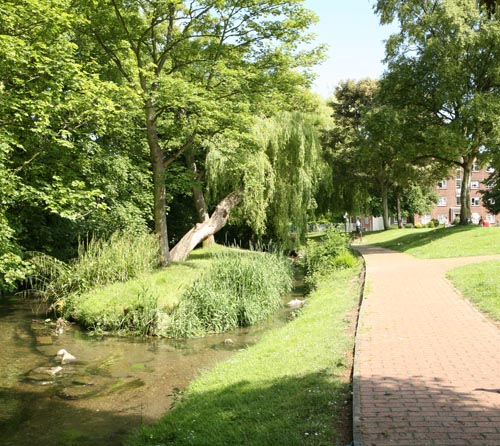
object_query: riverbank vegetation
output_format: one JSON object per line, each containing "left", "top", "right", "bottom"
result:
{"left": 126, "top": 245, "right": 363, "bottom": 446}
{"left": 31, "top": 231, "right": 294, "bottom": 337}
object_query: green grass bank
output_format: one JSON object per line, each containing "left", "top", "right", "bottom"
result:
{"left": 362, "top": 225, "right": 500, "bottom": 258}
{"left": 64, "top": 246, "right": 293, "bottom": 337}
{"left": 447, "top": 260, "right": 500, "bottom": 323}
{"left": 126, "top": 260, "right": 363, "bottom": 446}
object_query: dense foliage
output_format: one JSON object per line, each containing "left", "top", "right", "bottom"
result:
{"left": 0, "top": 0, "right": 325, "bottom": 290}
{"left": 375, "top": 0, "right": 500, "bottom": 224}
{"left": 321, "top": 80, "right": 441, "bottom": 228}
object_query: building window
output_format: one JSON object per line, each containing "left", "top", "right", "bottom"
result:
{"left": 437, "top": 180, "right": 447, "bottom": 189}
{"left": 438, "top": 215, "right": 447, "bottom": 224}
{"left": 421, "top": 215, "right": 431, "bottom": 225}
{"left": 456, "top": 178, "right": 462, "bottom": 189}
{"left": 470, "top": 180, "right": 480, "bottom": 189}
{"left": 486, "top": 214, "right": 496, "bottom": 223}
{"left": 488, "top": 198, "right": 496, "bottom": 205}
{"left": 471, "top": 197, "right": 480, "bottom": 206}
{"left": 486, "top": 166, "right": 495, "bottom": 173}
{"left": 472, "top": 162, "right": 480, "bottom": 172}
{"left": 456, "top": 197, "right": 461, "bottom": 206}
{"left": 437, "top": 197, "right": 447, "bottom": 206}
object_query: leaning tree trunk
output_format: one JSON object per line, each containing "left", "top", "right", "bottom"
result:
{"left": 170, "top": 190, "right": 243, "bottom": 262}
{"left": 146, "top": 99, "right": 170, "bottom": 266}
{"left": 185, "top": 149, "right": 215, "bottom": 247}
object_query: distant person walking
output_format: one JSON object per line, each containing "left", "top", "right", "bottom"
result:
{"left": 356, "top": 217, "right": 363, "bottom": 242}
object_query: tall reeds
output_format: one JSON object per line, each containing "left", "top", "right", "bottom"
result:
{"left": 165, "top": 250, "right": 293, "bottom": 338}
{"left": 28, "top": 231, "right": 159, "bottom": 310}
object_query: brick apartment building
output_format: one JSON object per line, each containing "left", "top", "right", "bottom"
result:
{"left": 415, "top": 164, "right": 499, "bottom": 226}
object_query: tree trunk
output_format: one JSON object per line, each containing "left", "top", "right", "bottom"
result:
{"left": 396, "top": 191, "right": 403, "bottom": 228}
{"left": 170, "top": 190, "right": 243, "bottom": 262}
{"left": 185, "top": 149, "right": 215, "bottom": 247}
{"left": 145, "top": 99, "right": 170, "bottom": 266}
{"left": 459, "top": 157, "right": 473, "bottom": 225}
{"left": 382, "top": 186, "right": 390, "bottom": 230}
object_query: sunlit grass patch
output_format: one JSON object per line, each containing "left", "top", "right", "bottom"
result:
{"left": 363, "top": 226, "right": 500, "bottom": 258}
{"left": 447, "top": 260, "right": 500, "bottom": 322}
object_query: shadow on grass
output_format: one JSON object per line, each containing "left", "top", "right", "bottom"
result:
{"left": 126, "top": 372, "right": 352, "bottom": 446}
{"left": 372, "top": 225, "right": 477, "bottom": 253}
{"left": 354, "top": 374, "right": 500, "bottom": 445}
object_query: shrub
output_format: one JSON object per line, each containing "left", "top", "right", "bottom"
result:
{"left": 331, "top": 251, "right": 357, "bottom": 270}
{"left": 304, "top": 227, "right": 355, "bottom": 290}
{"left": 304, "top": 228, "right": 349, "bottom": 273}
{"left": 165, "top": 251, "right": 293, "bottom": 338}
{"left": 404, "top": 223, "right": 414, "bottom": 229}
{"left": 415, "top": 223, "right": 424, "bottom": 228}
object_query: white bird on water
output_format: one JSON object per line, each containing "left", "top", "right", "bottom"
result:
{"left": 56, "top": 348, "right": 77, "bottom": 364}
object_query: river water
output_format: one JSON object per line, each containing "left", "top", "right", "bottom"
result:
{"left": 0, "top": 281, "right": 302, "bottom": 446}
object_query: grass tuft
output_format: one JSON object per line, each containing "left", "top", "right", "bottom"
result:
{"left": 28, "top": 230, "right": 159, "bottom": 309}
{"left": 165, "top": 250, "right": 293, "bottom": 338}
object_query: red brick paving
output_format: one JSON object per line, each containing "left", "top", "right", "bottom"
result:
{"left": 353, "top": 246, "right": 500, "bottom": 446}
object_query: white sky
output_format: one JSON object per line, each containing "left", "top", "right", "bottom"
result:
{"left": 303, "top": 0, "right": 398, "bottom": 98}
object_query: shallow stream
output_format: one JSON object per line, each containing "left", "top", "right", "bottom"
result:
{"left": 0, "top": 277, "right": 303, "bottom": 446}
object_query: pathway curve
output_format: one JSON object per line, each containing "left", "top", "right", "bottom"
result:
{"left": 353, "top": 245, "right": 500, "bottom": 446}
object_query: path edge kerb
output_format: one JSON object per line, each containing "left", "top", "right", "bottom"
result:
{"left": 351, "top": 247, "right": 366, "bottom": 446}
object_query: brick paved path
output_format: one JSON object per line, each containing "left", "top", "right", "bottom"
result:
{"left": 353, "top": 246, "right": 500, "bottom": 446}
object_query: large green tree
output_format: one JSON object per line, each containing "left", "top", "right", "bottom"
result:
{"left": 75, "top": 0, "right": 321, "bottom": 265}
{"left": 322, "top": 78, "right": 441, "bottom": 229}
{"left": 319, "top": 79, "right": 379, "bottom": 217}
{"left": 170, "top": 107, "right": 326, "bottom": 260}
{"left": 0, "top": 0, "right": 155, "bottom": 290}
{"left": 376, "top": 0, "right": 500, "bottom": 224}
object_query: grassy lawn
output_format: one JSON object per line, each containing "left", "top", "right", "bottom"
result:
{"left": 447, "top": 260, "right": 500, "bottom": 323}
{"left": 126, "top": 261, "right": 363, "bottom": 446}
{"left": 362, "top": 225, "right": 500, "bottom": 258}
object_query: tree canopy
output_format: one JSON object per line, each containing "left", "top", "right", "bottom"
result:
{"left": 376, "top": 0, "right": 500, "bottom": 224}
{"left": 71, "top": 0, "right": 324, "bottom": 264}
{"left": 0, "top": 0, "right": 327, "bottom": 289}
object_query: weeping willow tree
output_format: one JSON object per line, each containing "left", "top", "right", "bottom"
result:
{"left": 257, "top": 112, "right": 326, "bottom": 245}
{"left": 169, "top": 111, "right": 326, "bottom": 261}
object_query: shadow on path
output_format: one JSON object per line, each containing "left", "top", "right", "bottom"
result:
{"left": 355, "top": 374, "right": 500, "bottom": 446}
